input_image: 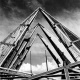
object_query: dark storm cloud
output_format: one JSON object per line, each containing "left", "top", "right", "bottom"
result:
{"left": 0, "top": 0, "right": 42, "bottom": 18}
{"left": 0, "top": 0, "right": 80, "bottom": 18}
{"left": 37, "top": 0, "right": 80, "bottom": 15}
{"left": 0, "top": 0, "right": 32, "bottom": 18}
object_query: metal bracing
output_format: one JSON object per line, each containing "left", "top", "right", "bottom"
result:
{"left": 0, "top": 7, "right": 80, "bottom": 80}
{"left": 37, "top": 33, "right": 60, "bottom": 66}
{"left": 0, "top": 8, "right": 39, "bottom": 67}
{"left": 0, "top": 42, "right": 15, "bottom": 46}
{"left": 0, "top": 67, "right": 31, "bottom": 78}
{"left": 38, "top": 23, "right": 71, "bottom": 64}
{"left": 39, "top": 8, "right": 77, "bottom": 62}
{"left": 25, "top": 61, "right": 80, "bottom": 80}
{"left": 63, "top": 62, "right": 70, "bottom": 80}
{"left": 9, "top": 24, "right": 38, "bottom": 69}
{"left": 10, "top": 35, "right": 37, "bottom": 69}
{"left": 27, "top": 67, "right": 64, "bottom": 80}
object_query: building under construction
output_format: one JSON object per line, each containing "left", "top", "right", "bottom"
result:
{"left": 0, "top": 7, "right": 80, "bottom": 80}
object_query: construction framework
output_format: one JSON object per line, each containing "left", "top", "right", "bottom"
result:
{"left": 0, "top": 7, "right": 80, "bottom": 80}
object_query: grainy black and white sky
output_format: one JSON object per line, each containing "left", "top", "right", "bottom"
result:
{"left": 0, "top": 0, "right": 80, "bottom": 38}
{"left": 0, "top": 0, "right": 80, "bottom": 74}
{"left": 0, "top": 0, "right": 80, "bottom": 17}
{"left": 0, "top": 0, "right": 80, "bottom": 20}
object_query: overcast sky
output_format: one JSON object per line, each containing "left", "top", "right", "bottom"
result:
{"left": 0, "top": 0, "right": 80, "bottom": 79}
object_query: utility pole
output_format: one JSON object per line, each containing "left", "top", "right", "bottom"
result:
{"left": 30, "top": 51, "right": 33, "bottom": 76}
{"left": 45, "top": 50, "right": 48, "bottom": 72}
{"left": 45, "top": 50, "right": 49, "bottom": 80}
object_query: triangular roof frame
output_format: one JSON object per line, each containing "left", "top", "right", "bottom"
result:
{"left": 0, "top": 7, "right": 80, "bottom": 80}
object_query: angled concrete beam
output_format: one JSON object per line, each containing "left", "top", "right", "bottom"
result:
{"left": 37, "top": 33, "right": 60, "bottom": 65}
{"left": 0, "top": 67, "right": 31, "bottom": 78}
{"left": 39, "top": 8, "right": 77, "bottom": 62}
{"left": 27, "top": 66, "right": 64, "bottom": 80}
{"left": 67, "top": 61, "right": 80, "bottom": 68}
{"left": 38, "top": 24, "right": 70, "bottom": 65}
{"left": 63, "top": 62, "right": 70, "bottom": 80}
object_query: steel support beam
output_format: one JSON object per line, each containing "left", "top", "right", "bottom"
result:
{"left": 39, "top": 7, "right": 77, "bottom": 62}
{"left": 38, "top": 23, "right": 70, "bottom": 65}
{"left": 0, "top": 67, "right": 31, "bottom": 78}
{"left": 27, "top": 67, "right": 64, "bottom": 80}
{"left": 37, "top": 33, "right": 60, "bottom": 66}
{"left": 63, "top": 62, "right": 70, "bottom": 80}
{"left": 68, "top": 61, "right": 80, "bottom": 68}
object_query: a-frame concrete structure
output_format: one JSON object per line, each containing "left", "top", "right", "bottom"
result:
{"left": 0, "top": 7, "right": 80, "bottom": 80}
